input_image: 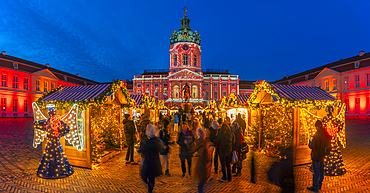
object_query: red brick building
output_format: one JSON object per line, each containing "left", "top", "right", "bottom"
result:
{"left": 0, "top": 51, "right": 97, "bottom": 117}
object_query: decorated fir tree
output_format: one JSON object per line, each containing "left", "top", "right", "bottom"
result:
{"left": 324, "top": 137, "right": 346, "bottom": 176}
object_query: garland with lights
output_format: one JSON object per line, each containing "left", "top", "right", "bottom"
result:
{"left": 36, "top": 80, "right": 134, "bottom": 110}
{"left": 260, "top": 103, "right": 293, "bottom": 157}
{"left": 247, "top": 80, "right": 341, "bottom": 111}
{"left": 90, "top": 105, "right": 121, "bottom": 164}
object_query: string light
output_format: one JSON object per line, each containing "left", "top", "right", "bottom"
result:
{"left": 36, "top": 80, "right": 135, "bottom": 110}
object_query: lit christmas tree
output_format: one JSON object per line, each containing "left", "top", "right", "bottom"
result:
{"left": 324, "top": 137, "right": 346, "bottom": 176}
{"left": 322, "top": 105, "right": 346, "bottom": 176}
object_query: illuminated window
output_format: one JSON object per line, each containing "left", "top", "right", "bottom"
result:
{"left": 44, "top": 81, "right": 48, "bottom": 92}
{"left": 173, "top": 85, "right": 179, "bottom": 99}
{"left": 24, "top": 100, "right": 28, "bottom": 112}
{"left": 183, "top": 54, "right": 188, "bottom": 65}
{"left": 355, "top": 75, "right": 360, "bottom": 88}
{"left": 345, "top": 98, "right": 349, "bottom": 112}
{"left": 192, "top": 85, "right": 198, "bottom": 98}
{"left": 333, "top": 79, "right": 337, "bottom": 91}
{"left": 355, "top": 98, "right": 360, "bottom": 112}
{"left": 174, "top": 55, "right": 177, "bottom": 66}
{"left": 318, "top": 82, "right": 322, "bottom": 88}
{"left": 1, "top": 98, "right": 6, "bottom": 111}
{"left": 137, "top": 90, "right": 141, "bottom": 95}
{"left": 344, "top": 77, "right": 349, "bottom": 89}
{"left": 367, "top": 74, "right": 370, "bottom": 86}
{"left": 1, "top": 74, "right": 7, "bottom": 87}
{"left": 13, "top": 99, "right": 18, "bottom": 112}
{"left": 24, "top": 78, "right": 29, "bottom": 90}
{"left": 36, "top": 80, "right": 40, "bottom": 91}
{"left": 13, "top": 76, "right": 18, "bottom": 89}
{"left": 325, "top": 80, "right": 329, "bottom": 91}
{"left": 194, "top": 55, "right": 197, "bottom": 66}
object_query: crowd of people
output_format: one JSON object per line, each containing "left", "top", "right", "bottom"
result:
{"left": 123, "top": 107, "right": 248, "bottom": 193}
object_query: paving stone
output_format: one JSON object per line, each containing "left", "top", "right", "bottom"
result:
{"left": 1, "top": 119, "right": 370, "bottom": 192}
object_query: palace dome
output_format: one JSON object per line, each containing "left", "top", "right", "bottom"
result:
{"left": 170, "top": 14, "right": 201, "bottom": 45}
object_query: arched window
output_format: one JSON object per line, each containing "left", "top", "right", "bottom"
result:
{"left": 192, "top": 85, "right": 198, "bottom": 99}
{"left": 183, "top": 54, "right": 188, "bottom": 65}
{"left": 137, "top": 90, "right": 141, "bottom": 95}
{"left": 154, "top": 89, "right": 159, "bottom": 98}
{"left": 194, "top": 55, "right": 197, "bottom": 66}
{"left": 173, "top": 85, "right": 179, "bottom": 99}
{"left": 174, "top": 54, "right": 177, "bottom": 66}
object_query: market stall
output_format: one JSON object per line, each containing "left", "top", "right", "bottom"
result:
{"left": 34, "top": 80, "right": 133, "bottom": 168}
{"left": 219, "top": 93, "right": 249, "bottom": 123}
{"left": 247, "top": 80, "right": 345, "bottom": 165}
{"left": 169, "top": 105, "right": 179, "bottom": 115}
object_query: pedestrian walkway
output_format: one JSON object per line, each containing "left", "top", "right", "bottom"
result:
{"left": 0, "top": 120, "right": 370, "bottom": 192}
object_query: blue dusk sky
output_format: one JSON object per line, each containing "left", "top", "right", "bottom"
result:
{"left": 1, "top": 1, "right": 370, "bottom": 83}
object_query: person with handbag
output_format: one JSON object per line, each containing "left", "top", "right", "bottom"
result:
{"left": 123, "top": 114, "right": 139, "bottom": 165}
{"left": 215, "top": 122, "right": 235, "bottom": 182}
{"left": 177, "top": 122, "right": 194, "bottom": 177}
{"left": 231, "top": 122, "right": 243, "bottom": 177}
{"left": 159, "top": 118, "right": 171, "bottom": 176}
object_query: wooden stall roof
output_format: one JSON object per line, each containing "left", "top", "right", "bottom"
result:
{"left": 37, "top": 80, "right": 133, "bottom": 109}
{"left": 269, "top": 84, "right": 337, "bottom": 101}
{"left": 248, "top": 81, "right": 339, "bottom": 108}
{"left": 130, "top": 94, "right": 144, "bottom": 106}
{"left": 42, "top": 84, "right": 111, "bottom": 102}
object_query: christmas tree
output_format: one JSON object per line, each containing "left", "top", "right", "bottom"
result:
{"left": 322, "top": 105, "right": 346, "bottom": 176}
{"left": 324, "top": 137, "right": 346, "bottom": 176}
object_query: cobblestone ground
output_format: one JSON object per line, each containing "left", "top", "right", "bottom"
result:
{"left": 0, "top": 119, "right": 370, "bottom": 193}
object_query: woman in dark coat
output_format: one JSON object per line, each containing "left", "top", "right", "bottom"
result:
{"left": 137, "top": 124, "right": 164, "bottom": 193}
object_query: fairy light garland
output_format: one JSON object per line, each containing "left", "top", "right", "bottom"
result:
{"left": 36, "top": 80, "right": 134, "bottom": 110}
{"left": 247, "top": 80, "right": 341, "bottom": 110}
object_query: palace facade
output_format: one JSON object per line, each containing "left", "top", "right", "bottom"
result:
{"left": 130, "top": 11, "right": 253, "bottom": 107}
{"left": 0, "top": 51, "right": 97, "bottom": 117}
{"left": 274, "top": 51, "right": 370, "bottom": 117}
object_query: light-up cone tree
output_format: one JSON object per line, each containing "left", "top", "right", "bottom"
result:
{"left": 322, "top": 105, "right": 346, "bottom": 176}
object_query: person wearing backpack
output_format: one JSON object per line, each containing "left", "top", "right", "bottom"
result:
{"left": 307, "top": 120, "right": 331, "bottom": 192}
